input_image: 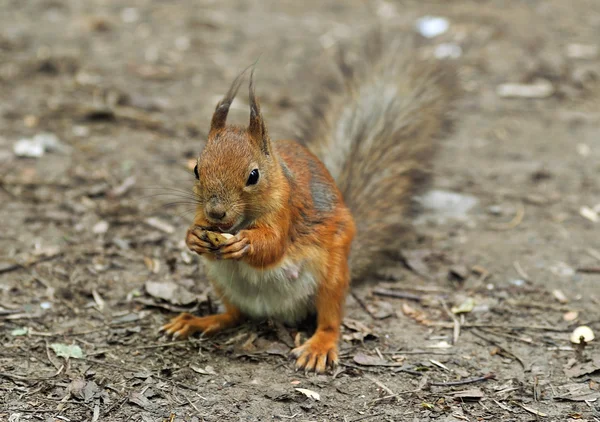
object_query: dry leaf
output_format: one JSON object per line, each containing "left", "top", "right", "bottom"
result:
{"left": 401, "top": 303, "right": 431, "bottom": 325}
{"left": 144, "top": 257, "right": 160, "bottom": 274}
{"left": 295, "top": 388, "right": 320, "bottom": 401}
{"left": 129, "top": 391, "right": 155, "bottom": 410}
{"left": 451, "top": 298, "right": 475, "bottom": 314}
{"left": 520, "top": 404, "right": 547, "bottom": 417}
{"left": 564, "top": 358, "right": 600, "bottom": 378}
{"left": 365, "top": 300, "right": 394, "bottom": 319}
{"left": 190, "top": 365, "right": 217, "bottom": 375}
{"left": 144, "top": 280, "right": 196, "bottom": 306}
{"left": 555, "top": 383, "right": 600, "bottom": 402}
{"left": 580, "top": 206, "right": 599, "bottom": 223}
{"left": 353, "top": 353, "right": 402, "bottom": 367}
{"left": 144, "top": 217, "right": 175, "bottom": 234}
{"left": 453, "top": 388, "right": 484, "bottom": 401}
{"left": 342, "top": 318, "right": 378, "bottom": 342}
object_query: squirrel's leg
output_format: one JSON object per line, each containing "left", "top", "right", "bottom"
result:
{"left": 291, "top": 251, "right": 349, "bottom": 373}
{"left": 160, "top": 286, "right": 242, "bottom": 339}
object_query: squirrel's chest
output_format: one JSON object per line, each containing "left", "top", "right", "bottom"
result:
{"left": 203, "top": 258, "right": 319, "bottom": 324}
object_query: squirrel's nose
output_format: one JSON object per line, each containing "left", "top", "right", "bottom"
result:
{"left": 206, "top": 206, "right": 226, "bottom": 221}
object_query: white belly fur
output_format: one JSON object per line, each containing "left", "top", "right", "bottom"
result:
{"left": 203, "top": 258, "right": 319, "bottom": 324}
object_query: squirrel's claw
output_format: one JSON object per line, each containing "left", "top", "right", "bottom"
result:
{"left": 217, "top": 232, "right": 251, "bottom": 260}
{"left": 290, "top": 335, "right": 339, "bottom": 374}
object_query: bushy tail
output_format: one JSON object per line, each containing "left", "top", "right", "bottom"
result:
{"left": 294, "top": 30, "right": 460, "bottom": 281}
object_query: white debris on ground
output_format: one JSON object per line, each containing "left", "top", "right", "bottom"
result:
{"left": 415, "top": 16, "right": 450, "bottom": 38}
{"left": 13, "top": 132, "right": 69, "bottom": 158}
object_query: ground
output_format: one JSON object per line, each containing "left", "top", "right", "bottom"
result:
{"left": 1, "top": 0, "right": 600, "bottom": 421}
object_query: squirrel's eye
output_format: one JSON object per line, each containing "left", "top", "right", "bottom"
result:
{"left": 193, "top": 164, "right": 199, "bottom": 180}
{"left": 246, "top": 169, "right": 259, "bottom": 186}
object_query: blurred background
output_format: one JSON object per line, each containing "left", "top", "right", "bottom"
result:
{"left": 1, "top": 1, "right": 600, "bottom": 421}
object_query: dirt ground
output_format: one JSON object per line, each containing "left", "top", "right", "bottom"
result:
{"left": 1, "top": 0, "right": 600, "bottom": 421}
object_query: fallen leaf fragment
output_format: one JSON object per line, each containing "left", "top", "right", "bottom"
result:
{"left": 129, "top": 391, "right": 155, "bottom": 410}
{"left": 144, "top": 217, "right": 175, "bottom": 234}
{"left": 50, "top": 343, "right": 84, "bottom": 359}
{"left": 564, "top": 358, "right": 600, "bottom": 378}
{"left": 342, "top": 318, "right": 377, "bottom": 342}
{"left": 452, "top": 388, "right": 484, "bottom": 401}
{"left": 520, "top": 404, "right": 547, "bottom": 417}
{"left": 580, "top": 206, "right": 599, "bottom": 223}
{"left": 401, "top": 303, "right": 431, "bottom": 325}
{"left": 353, "top": 353, "right": 402, "bottom": 367}
{"left": 190, "top": 365, "right": 217, "bottom": 375}
{"left": 555, "top": 383, "right": 600, "bottom": 402}
{"left": 497, "top": 79, "right": 554, "bottom": 98}
{"left": 295, "top": 388, "right": 320, "bottom": 401}
{"left": 144, "top": 280, "right": 196, "bottom": 306}
{"left": 11, "top": 327, "right": 29, "bottom": 336}
{"left": 451, "top": 298, "right": 475, "bottom": 314}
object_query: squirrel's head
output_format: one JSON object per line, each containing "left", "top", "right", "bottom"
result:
{"left": 193, "top": 66, "right": 279, "bottom": 233}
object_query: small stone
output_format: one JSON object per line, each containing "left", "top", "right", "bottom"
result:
{"left": 121, "top": 8, "right": 139, "bottom": 23}
{"left": 497, "top": 79, "right": 554, "bottom": 98}
{"left": 92, "top": 221, "right": 109, "bottom": 234}
{"left": 416, "top": 16, "right": 449, "bottom": 38}
{"left": 566, "top": 44, "right": 598, "bottom": 60}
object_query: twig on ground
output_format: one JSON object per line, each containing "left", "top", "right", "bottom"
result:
{"left": 470, "top": 330, "right": 525, "bottom": 368}
{"left": 577, "top": 267, "right": 600, "bottom": 274}
{"left": 489, "top": 203, "right": 525, "bottom": 231}
{"left": 429, "top": 322, "right": 568, "bottom": 332}
{"left": 183, "top": 392, "right": 201, "bottom": 413}
{"left": 441, "top": 300, "right": 461, "bottom": 345}
{"left": 430, "top": 373, "right": 496, "bottom": 387}
{"left": 0, "top": 253, "right": 64, "bottom": 275}
{"left": 131, "top": 338, "right": 205, "bottom": 350}
{"left": 349, "top": 414, "right": 385, "bottom": 422}
{"left": 587, "top": 249, "right": 600, "bottom": 262}
{"left": 372, "top": 288, "right": 423, "bottom": 302}
{"left": 350, "top": 291, "right": 375, "bottom": 319}
{"left": 477, "top": 327, "right": 533, "bottom": 345}
{"left": 513, "top": 261, "right": 530, "bottom": 281}
{"left": 365, "top": 375, "right": 398, "bottom": 401}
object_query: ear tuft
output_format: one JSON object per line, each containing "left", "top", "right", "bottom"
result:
{"left": 209, "top": 64, "right": 254, "bottom": 135}
{"left": 248, "top": 65, "right": 270, "bottom": 155}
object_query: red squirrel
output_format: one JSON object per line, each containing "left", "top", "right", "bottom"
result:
{"left": 160, "top": 31, "right": 459, "bottom": 374}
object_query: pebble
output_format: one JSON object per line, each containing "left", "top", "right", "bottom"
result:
{"left": 92, "top": 220, "right": 110, "bottom": 234}
{"left": 496, "top": 79, "right": 554, "bottom": 98}
{"left": 566, "top": 44, "right": 598, "bottom": 60}
{"left": 13, "top": 132, "right": 67, "bottom": 158}
{"left": 416, "top": 16, "right": 450, "bottom": 38}
{"left": 434, "top": 43, "right": 462, "bottom": 59}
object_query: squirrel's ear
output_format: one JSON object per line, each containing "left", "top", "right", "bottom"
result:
{"left": 209, "top": 65, "right": 251, "bottom": 136}
{"left": 248, "top": 67, "right": 271, "bottom": 155}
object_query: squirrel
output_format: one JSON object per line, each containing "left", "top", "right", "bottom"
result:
{"left": 159, "top": 30, "right": 459, "bottom": 374}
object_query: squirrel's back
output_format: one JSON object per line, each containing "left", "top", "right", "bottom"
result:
{"left": 294, "top": 30, "right": 460, "bottom": 281}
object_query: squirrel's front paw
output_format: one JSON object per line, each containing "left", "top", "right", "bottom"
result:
{"left": 291, "top": 332, "right": 339, "bottom": 374}
{"left": 185, "top": 226, "right": 217, "bottom": 256}
{"left": 216, "top": 230, "right": 251, "bottom": 260}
